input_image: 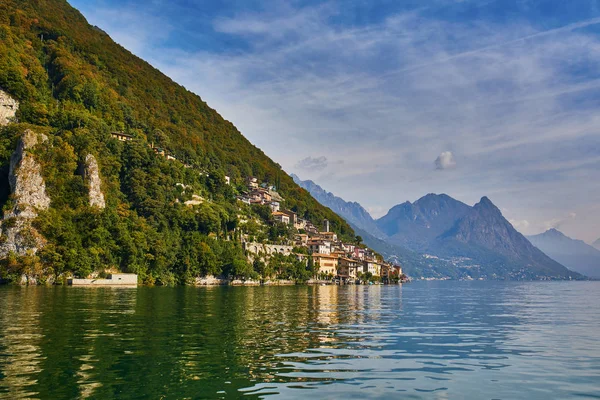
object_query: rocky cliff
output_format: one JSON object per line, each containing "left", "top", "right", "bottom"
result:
{"left": 0, "top": 90, "right": 18, "bottom": 127}
{"left": 83, "top": 154, "right": 105, "bottom": 209}
{"left": 0, "top": 129, "right": 51, "bottom": 257}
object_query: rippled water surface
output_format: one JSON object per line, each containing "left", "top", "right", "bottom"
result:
{"left": 0, "top": 281, "right": 599, "bottom": 399}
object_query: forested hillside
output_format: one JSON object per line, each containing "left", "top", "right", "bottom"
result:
{"left": 0, "top": 0, "right": 355, "bottom": 284}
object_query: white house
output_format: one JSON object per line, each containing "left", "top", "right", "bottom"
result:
{"left": 308, "top": 240, "right": 331, "bottom": 255}
{"left": 273, "top": 211, "right": 290, "bottom": 224}
{"left": 270, "top": 201, "right": 280, "bottom": 212}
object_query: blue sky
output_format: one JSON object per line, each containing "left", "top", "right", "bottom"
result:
{"left": 69, "top": 0, "right": 600, "bottom": 242}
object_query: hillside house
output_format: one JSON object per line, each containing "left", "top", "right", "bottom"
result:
{"left": 294, "top": 234, "right": 309, "bottom": 247}
{"left": 279, "top": 209, "right": 297, "bottom": 225}
{"left": 353, "top": 247, "right": 366, "bottom": 260}
{"left": 395, "top": 265, "right": 403, "bottom": 276}
{"left": 363, "top": 260, "right": 381, "bottom": 277}
{"left": 111, "top": 132, "right": 134, "bottom": 141}
{"left": 312, "top": 253, "right": 339, "bottom": 276}
{"left": 270, "top": 200, "right": 280, "bottom": 212}
{"left": 308, "top": 239, "right": 331, "bottom": 255}
{"left": 295, "top": 218, "right": 307, "bottom": 230}
{"left": 304, "top": 221, "right": 319, "bottom": 234}
{"left": 249, "top": 188, "right": 272, "bottom": 205}
{"left": 273, "top": 211, "right": 290, "bottom": 224}
{"left": 319, "top": 232, "right": 338, "bottom": 242}
{"left": 380, "top": 263, "right": 400, "bottom": 281}
{"left": 341, "top": 243, "right": 356, "bottom": 254}
{"left": 247, "top": 176, "right": 259, "bottom": 189}
{"left": 338, "top": 257, "right": 360, "bottom": 280}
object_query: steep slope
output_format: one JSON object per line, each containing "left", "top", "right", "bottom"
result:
{"left": 376, "top": 194, "right": 471, "bottom": 251}
{"left": 291, "top": 174, "right": 385, "bottom": 238}
{"left": 435, "top": 197, "right": 580, "bottom": 279}
{"left": 528, "top": 229, "right": 600, "bottom": 278}
{"left": 0, "top": 0, "right": 355, "bottom": 284}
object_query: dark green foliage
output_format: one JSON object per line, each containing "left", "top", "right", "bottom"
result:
{"left": 265, "top": 253, "right": 313, "bottom": 282}
{"left": 0, "top": 0, "right": 355, "bottom": 284}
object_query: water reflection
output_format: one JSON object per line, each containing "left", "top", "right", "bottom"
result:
{"left": 0, "top": 282, "right": 599, "bottom": 399}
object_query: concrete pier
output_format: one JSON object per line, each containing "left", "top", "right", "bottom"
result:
{"left": 68, "top": 273, "right": 138, "bottom": 286}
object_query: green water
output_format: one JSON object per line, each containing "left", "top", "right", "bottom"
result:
{"left": 0, "top": 282, "right": 599, "bottom": 399}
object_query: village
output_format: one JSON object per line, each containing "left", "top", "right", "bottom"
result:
{"left": 237, "top": 176, "right": 404, "bottom": 284}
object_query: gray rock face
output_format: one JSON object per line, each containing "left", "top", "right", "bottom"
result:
{"left": 0, "top": 90, "right": 18, "bottom": 126}
{"left": 0, "top": 130, "right": 51, "bottom": 257}
{"left": 84, "top": 154, "right": 105, "bottom": 209}
{"left": 8, "top": 130, "right": 51, "bottom": 218}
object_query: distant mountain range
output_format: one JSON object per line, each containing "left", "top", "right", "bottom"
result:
{"left": 527, "top": 229, "right": 600, "bottom": 279}
{"left": 290, "top": 176, "right": 385, "bottom": 238}
{"left": 292, "top": 175, "right": 582, "bottom": 280}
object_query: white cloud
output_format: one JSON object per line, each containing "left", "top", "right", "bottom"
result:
{"left": 435, "top": 151, "right": 457, "bottom": 170}
{"left": 295, "top": 156, "right": 328, "bottom": 171}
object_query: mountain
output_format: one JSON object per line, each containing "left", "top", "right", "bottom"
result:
{"left": 293, "top": 175, "right": 580, "bottom": 280}
{"left": 527, "top": 229, "right": 600, "bottom": 278}
{"left": 433, "top": 197, "right": 579, "bottom": 279}
{"left": 0, "top": 0, "right": 355, "bottom": 284}
{"left": 291, "top": 174, "right": 385, "bottom": 238}
{"left": 292, "top": 175, "right": 462, "bottom": 279}
{"left": 594, "top": 238, "right": 600, "bottom": 251}
{"left": 376, "top": 193, "right": 471, "bottom": 251}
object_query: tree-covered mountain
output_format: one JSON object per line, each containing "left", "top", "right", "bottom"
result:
{"left": 0, "top": 0, "right": 355, "bottom": 284}
{"left": 528, "top": 229, "right": 600, "bottom": 279}
{"left": 294, "top": 175, "right": 580, "bottom": 280}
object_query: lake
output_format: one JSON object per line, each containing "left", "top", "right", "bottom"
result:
{"left": 0, "top": 281, "right": 599, "bottom": 399}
